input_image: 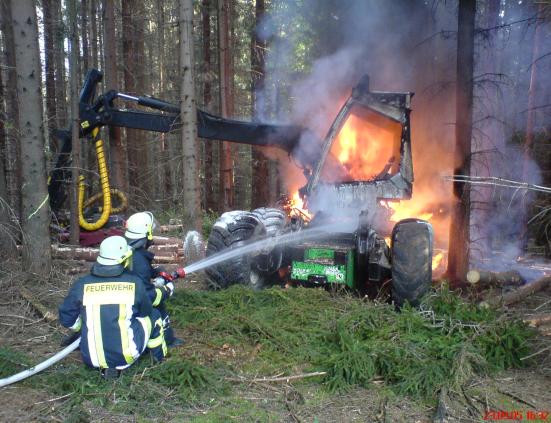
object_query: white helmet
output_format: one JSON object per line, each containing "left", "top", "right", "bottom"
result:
{"left": 97, "top": 236, "right": 133, "bottom": 266}
{"left": 125, "top": 211, "right": 156, "bottom": 240}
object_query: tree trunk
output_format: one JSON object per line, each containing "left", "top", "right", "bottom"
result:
{"left": 522, "top": 3, "right": 544, "bottom": 180}
{"left": 90, "top": 0, "right": 98, "bottom": 68}
{"left": 251, "top": 0, "right": 269, "bottom": 209}
{"left": 202, "top": 0, "right": 216, "bottom": 212}
{"left": 218, "top": 0, "right": 234, "bottom": 211}
{"left": 0, "top": 0, "right": 21, "bottom": 220}
{"left": 80, "top": 0, "right": 95, "bottom": 200}
{"left": 53, "top": 0, "right": 67, "bottom": 129}
{"left": 10, "top": 0, "right": 52, "bottom": 275}
{"left": 43, "top": 0, "right": 59, "bottom": 153}
{"left": 103, "top": 0, "right": 127, "bottom": 194}
{"left": 122, "top": 0, "right": 150, "bottom": 205}
{"left": 153, "top": 0, "right": 165, "bottom": 205}
{"left": 447, "top": 0, "right": 475, "bottom": 285}
{"left": 0, "top": 64, "right": 15, "bottom": 256}
{"left": 81, "top": 0, "right": 89, "bottom": 77}
{"left": 68, "top": 0, "right": 80, "bottom": 245}
{"left": 180, "top": 0, "right": 202, "bottom": 231}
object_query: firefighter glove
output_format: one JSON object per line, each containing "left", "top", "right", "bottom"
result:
{"left": 153, "top": 276, "right": 166, "bottom": 288}
{"left": 158, "top": 271, "right": 174, "bottom": 282}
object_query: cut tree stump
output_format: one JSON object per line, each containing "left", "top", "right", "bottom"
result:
{"left": 481, "top": 275, "right": 551, "bottom": 307}
{"left": 466, "top": 269, "right": 524, "bottom": 289}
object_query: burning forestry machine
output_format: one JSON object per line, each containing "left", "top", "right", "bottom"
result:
{"left": 51, "top": 69, "right": 432, "bottom": 306}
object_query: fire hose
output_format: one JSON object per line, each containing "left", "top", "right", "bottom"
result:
{"left": 0, "top": 337, "right": 81, "bottom": 388}
{"left": 0, "top": 270, "right": 185, "bottom": 388}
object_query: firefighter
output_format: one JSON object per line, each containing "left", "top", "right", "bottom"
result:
{"left": 125, "top": 211, "right": 184, "bottom": 347}
{"left": 59, "top": 236, "right": 167, "bottom": 379}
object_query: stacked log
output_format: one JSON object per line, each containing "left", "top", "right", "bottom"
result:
{"left": 481, "top": 275, "right": 551, "bottom": 307}
{"left": 466, "top": 269, "right": 525, "bottom": 289}
{"left": 50, "top": 242, "right": 185, "bottom": 264}
{"left": 158, "top": 224, "right": 183, "bottom": 233}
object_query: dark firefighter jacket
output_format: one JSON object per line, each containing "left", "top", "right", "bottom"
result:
{"left": 131, "top": 247, "right": 171, "bottom": 307}
{"left": 59, "top": 264, "right": 153, "bottom": 369}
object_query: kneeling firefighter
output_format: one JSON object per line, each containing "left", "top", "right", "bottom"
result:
{"left": 59, "top": 236, "right": 167, "bottom": 379}
{"left": 125, "top": 212, "right": 184, "bottom": 347}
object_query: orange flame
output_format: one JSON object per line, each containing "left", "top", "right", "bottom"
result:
{"left": 285, "top": 191, "right": 312, "bottom": 221}
{"left": 386, "top": 201, "right": 433, "bottom": 222}
{"left": 321, "top": 107, "right": 402, "bottom": 183}
{"left": 432, "top": 252, "right": 444, "bottom": 271}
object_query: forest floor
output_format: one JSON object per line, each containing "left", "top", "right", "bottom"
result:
{"left": 0, "top": 257, "right": 550, "bottom": 423}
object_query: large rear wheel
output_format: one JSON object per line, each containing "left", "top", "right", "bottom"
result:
{"left": 391, "top": 219, "right": 433, "bottom": 307}
{"left": 251, "top": 208, "right": 286, "bottom": 277}
{"left": 205, "top": 211, "right": 266, "bottom": 290}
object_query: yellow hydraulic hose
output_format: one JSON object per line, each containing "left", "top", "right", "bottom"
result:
{"left": 78, "top": 128, "right": 112, "bottom": 230}
{"left": 83, "top": 189, "right": 128, "bottom": 214}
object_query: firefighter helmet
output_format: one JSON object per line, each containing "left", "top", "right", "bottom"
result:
{"left": 97, "top": 236, "right": 133, "bottom": 266}
{"left": 125, "top": 211, "right": 156, "bottom": 240}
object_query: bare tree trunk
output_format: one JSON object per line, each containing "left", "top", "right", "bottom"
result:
{"left": 0, "top": 65, "right": 15, "bottom": 255}
{"left": 90, "top": 0, "right": 98, "bottom": 68}
{"left": 103, "top": 0, "right": 127, "bottom": 194}
{"left": 218, "top": 0, "right": 234, "bottom": 211}
{"left": 202, "top": 0, "right": 216, "bottom": 212}
{"left": 251, "top": 0, "right": 269, "bottom": 209}
{"left": 43, "top": 0, "right": 59, "bottom": 153}
{"left": 447, "top": 0, "right": 475, "bottom": 285}
{"left": 53, "top": 0, "right": 67, "bottom": 129}
{"left": 156, "top": 0, "right": 171, "bottom": 207}
{"left": 80, "top": 0, "right": 95, "bottom": 199}
{"left": 522, "top": 3, "right": 544, "bottom": 180}
{"left": 122, "top": 0, "right": 149, "bottom": 206}
{"left": 68, "top": 0, "right": 80, "bottom": 244}
{"left": 81, "top": 0, "right": 89, "bottom": 78}
{"left": 10, "top": 0, "right": 52, "bottom": 275}
{"left": 1, "top": 0, "right": 21, "bottom": 221}
{"left": 153, "top": 0, "right": 165, "bottom": 205}
{"left": 167, "top": 1, "right": 181, "bottom": 205}
{"left": 180, "top": 0, "right": 202, "bottom": 231}
{"left": 97, "top": 0, "right": 104, "bottom": 71}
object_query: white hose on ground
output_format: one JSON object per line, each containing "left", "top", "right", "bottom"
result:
{"left": 0, "top": 337, "right": 81, "bottom": 388}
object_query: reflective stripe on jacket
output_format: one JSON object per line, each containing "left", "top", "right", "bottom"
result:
{"left": 59, "top": 269, "right": 153, "bottom": 369}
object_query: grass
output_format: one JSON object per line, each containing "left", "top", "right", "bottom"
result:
{"left": 0, "top": 285, "right": 536, "bottom": 420}
{"left": 169, "top": 285, "right": 535, "bottom": 399}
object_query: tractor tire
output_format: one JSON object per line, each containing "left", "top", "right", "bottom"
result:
{"left": 252, "top": 207, "right": 286, "bottom": 236}
{"left": 391, "top": 219, "right": 433, "bottom": 307}
{"left": 205, "top": 211, "right": 266, "bottom": 290}
{"left": 251, "top": 207, "right": 287, "bottom": 277}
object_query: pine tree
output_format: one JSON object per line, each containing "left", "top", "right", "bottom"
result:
{"left": 10, "top": 0, "right": 52, "bottom": 275}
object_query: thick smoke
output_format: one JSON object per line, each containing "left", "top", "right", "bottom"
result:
{"left": 469, "top": 3, "right": 550, "bottom": 276}
{"left": 258, "top": 1, "right": 550, "bottom": 274}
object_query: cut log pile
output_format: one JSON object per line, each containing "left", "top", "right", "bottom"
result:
{"left": 49, "top": 236, "right": 185, "bottom": 264}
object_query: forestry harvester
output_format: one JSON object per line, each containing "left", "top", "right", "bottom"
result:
{"left": 50, "top": 69, "right": 433, "bottom": 306}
